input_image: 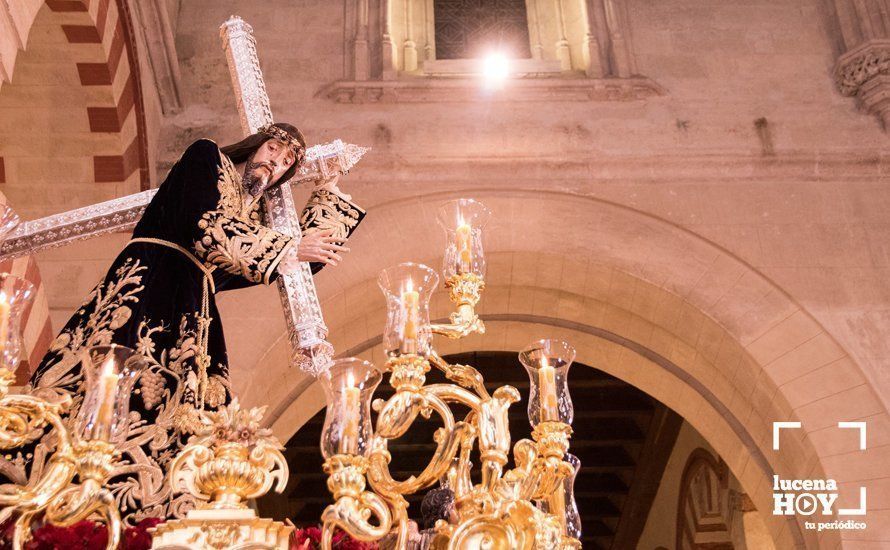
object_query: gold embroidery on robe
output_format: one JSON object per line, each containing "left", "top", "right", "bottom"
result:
{"left": 300, "top": 188, "right": 363, "bottom": 240}
{"left": 35, "top": 259, "right": 146, "bottom": 397}
{"left": 194, "top": 214, "right": 292, "bottom": 283}
{"left": 192, "top": 150, "right": 294, "bottom": 283}
{"left": 216, "top": 152, "right": 244, "bottom": 217}
{"left": 20, "top": 258, "right": 227, "bottom": 523}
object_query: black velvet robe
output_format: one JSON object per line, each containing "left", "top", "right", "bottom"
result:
{"left": 4, "top": 139, "right": 363, "bottom": 521}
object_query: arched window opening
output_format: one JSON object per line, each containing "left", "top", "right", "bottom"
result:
{"left": 433, "top": 0, "right": 532, "bottom": 60}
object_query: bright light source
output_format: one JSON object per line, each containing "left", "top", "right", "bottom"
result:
{"left": 482, "top": 53, "right": 509, "bottom": 87}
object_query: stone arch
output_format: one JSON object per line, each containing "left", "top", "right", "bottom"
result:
{"left": 228, "top": 189, "right": 889, "bottom": 549}
{"left": 0, "top": 0, "right": 148, "bottom": 221}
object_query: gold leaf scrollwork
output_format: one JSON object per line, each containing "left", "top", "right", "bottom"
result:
{"left": 169, "top": 400, "right": 288, "bottom": 510}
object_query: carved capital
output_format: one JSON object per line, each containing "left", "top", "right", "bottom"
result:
{"left": 835, "top": 40, "right": 890, "bottom": 95}
{"left": 835, "top": 40, "right": 890, "bottom": 129}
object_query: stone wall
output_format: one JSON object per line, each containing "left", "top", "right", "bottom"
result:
{"left": 0, "top": 0, "right": 887, "bottom": 546}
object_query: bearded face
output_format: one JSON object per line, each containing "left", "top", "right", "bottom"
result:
{"left": 243, "top": 159, "right": 272, "bottom": 197}
{"left": 243, "top": 138, "right": 297, "bottom": 197}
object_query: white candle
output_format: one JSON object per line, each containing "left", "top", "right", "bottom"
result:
{"left": 401, "top": 280, "right": 420, "bottom": 355}
{"left": 539, "top": 358, "right": 559, "bottom": 422}
{"left": 95, "top": 354, "right": 119, "bottom": 440}
{"left": 340, "top": 373, "right": 361, "bottom": 454}
{"left": 456, "top": 221, "right": 473, "bottom": 273}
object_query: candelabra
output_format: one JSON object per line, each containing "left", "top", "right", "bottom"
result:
{"left": 0, "top": 344, "right": 148, "bottom": 550}
{"left": 320, "top": 199, "right": 582, "bottom": 549}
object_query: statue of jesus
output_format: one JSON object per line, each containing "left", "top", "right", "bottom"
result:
{"left": 2, "top": 123, "right": 364, "bottom": 522}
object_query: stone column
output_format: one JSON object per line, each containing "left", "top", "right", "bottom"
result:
{"left": 423, "top": 0, "right": 434, "bottom": 63}
{"left": 554, "top": 0, "right": 573, "bottom": 70}
{"left": 354, "top": 0, "right": 371, "bottom": 80}
{"left": 579, "top": 0, "right": 605, "bottom": 76}
{"left": 729, "top": 491, "right": 776, "bottom": 550}
{"left": 831, "top": 0, "right": 890, "bottom": 130}
{"left": 381, "top": 0, "right": 397, "bottom": 79}
{"left": 604, "top": 0, "right": 635, "bottom": 77}
{"left": 525, "top": 0, "right": 545, "bottom": 59}
{"left": 402, "top": 0, "right": 418, "bottom": 72}
{"left": 132, "top": 0, "right": 183, "bottom": 114}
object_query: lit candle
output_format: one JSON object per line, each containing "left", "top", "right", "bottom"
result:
{"left": 456, "top": 220, "right": 473, "bottom": 273}
{"left": 340, "top": 373, "right": 361, "bottom": 454}
{"left": 538, "top": 358, "right": 559, "bottom": 422}
{"left": 401, "top": 279, "right": 420, "bottom": 354}
{"left": 95, "top": 353, "right": 119, "bottom": 440}
{"left": 0, "top": 292, "right": 9, "bottom": 360}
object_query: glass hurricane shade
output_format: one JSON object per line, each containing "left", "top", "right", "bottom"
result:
{"left": 0, "top": 204, "right": 21, "bottom": 243}
{"left": 76, "top": 345, "right": 150, "bottom": 444}
{"left": 436, "top": 199, "right": 490, "bottom": 279}
{"left": 378, "top": 263, "right": 439, "bottom": 357}
{"left": 0, "top": 273, "right": 36, "bottom": 372}
{"left": 539, "top": 452, "right": 583, "bottom": 540}
{"left": 320, "top": 358, "right": 382, "bottom": 458}
{"left": 519, "top": 339, "right": 576, "bottom": 426}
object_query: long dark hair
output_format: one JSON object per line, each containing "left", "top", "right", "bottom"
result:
{"left": 220, "top": 122, "right": 307, "bottom": 187}
{"left": 420, "top": 487, "right": 455, "bottom": 530}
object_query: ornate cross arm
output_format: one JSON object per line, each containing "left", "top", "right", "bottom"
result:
{"left": 221, "top": 15, "right": 364, "bottom": 375}
{"left": 0, "top": 141, "right": 367, "bottom": 261}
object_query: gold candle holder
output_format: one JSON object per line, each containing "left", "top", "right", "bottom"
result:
{"left": 318, "top": 360, "right": 391, "bottom": 548}
{"left": 0, "top": 344, "right": 147, "bottom": 550}
{"left": 320, "top": 454, "right": 392, "bottom": 547}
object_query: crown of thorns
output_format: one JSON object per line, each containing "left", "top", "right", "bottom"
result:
{"left": 258, "top": 124, "right": 305, "bottom": 157}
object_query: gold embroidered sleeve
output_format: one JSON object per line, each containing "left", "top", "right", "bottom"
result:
{"left": 299, "top": 189, "right": 365, "bottom": 240}
{"left": 193, "top": 211, "right": 294, "bottom": 285}
{"left": 298, "top": 189, "right": 366, "bottom": 274}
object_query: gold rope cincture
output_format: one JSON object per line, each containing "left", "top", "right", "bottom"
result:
{"left": 127, "top": 237, "right": 216, "bottom": 409}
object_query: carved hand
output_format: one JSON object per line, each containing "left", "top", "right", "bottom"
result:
{"left": 279, "top": 229, "right": 350, "bottom": 274}
{"left": 297, "top": 229, "right": 349, "bottom": 266}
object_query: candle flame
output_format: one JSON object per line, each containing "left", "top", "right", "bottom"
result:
{"left": 405, "top": 278, "right": 414, "bottom": 293}
{"left": 100, "top": 354, "right": 116, "bottom": 376}
{"left": 540, "top": 356, "right": 550, "bottom": 369}
{"left": 0, "top": 292, "right": 7, "bottom": 304}
{"left": 346, "top": 372, "right": 356, "bottom": 389}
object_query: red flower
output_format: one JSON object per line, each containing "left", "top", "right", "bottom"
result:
{"left": 290, "top": 525, "right": 377, "bottom": 550}
{"left": 0, "top": 517, "right": 163, "bottom": 550}
{"left": 26, "top": 520, "right": 108, "bottom": 549}
{"left": 292, "top": 526, "right": 323, "bottom": 549}
{"left": 1, "top": 518, "right": 379, "bottom": 550}
{"left": 0, "top": 519, "right": 16, "bottom": 550}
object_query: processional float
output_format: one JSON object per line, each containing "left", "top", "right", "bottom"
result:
{"left": 0, "top": 16, "right": 584, "bottom": 550}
